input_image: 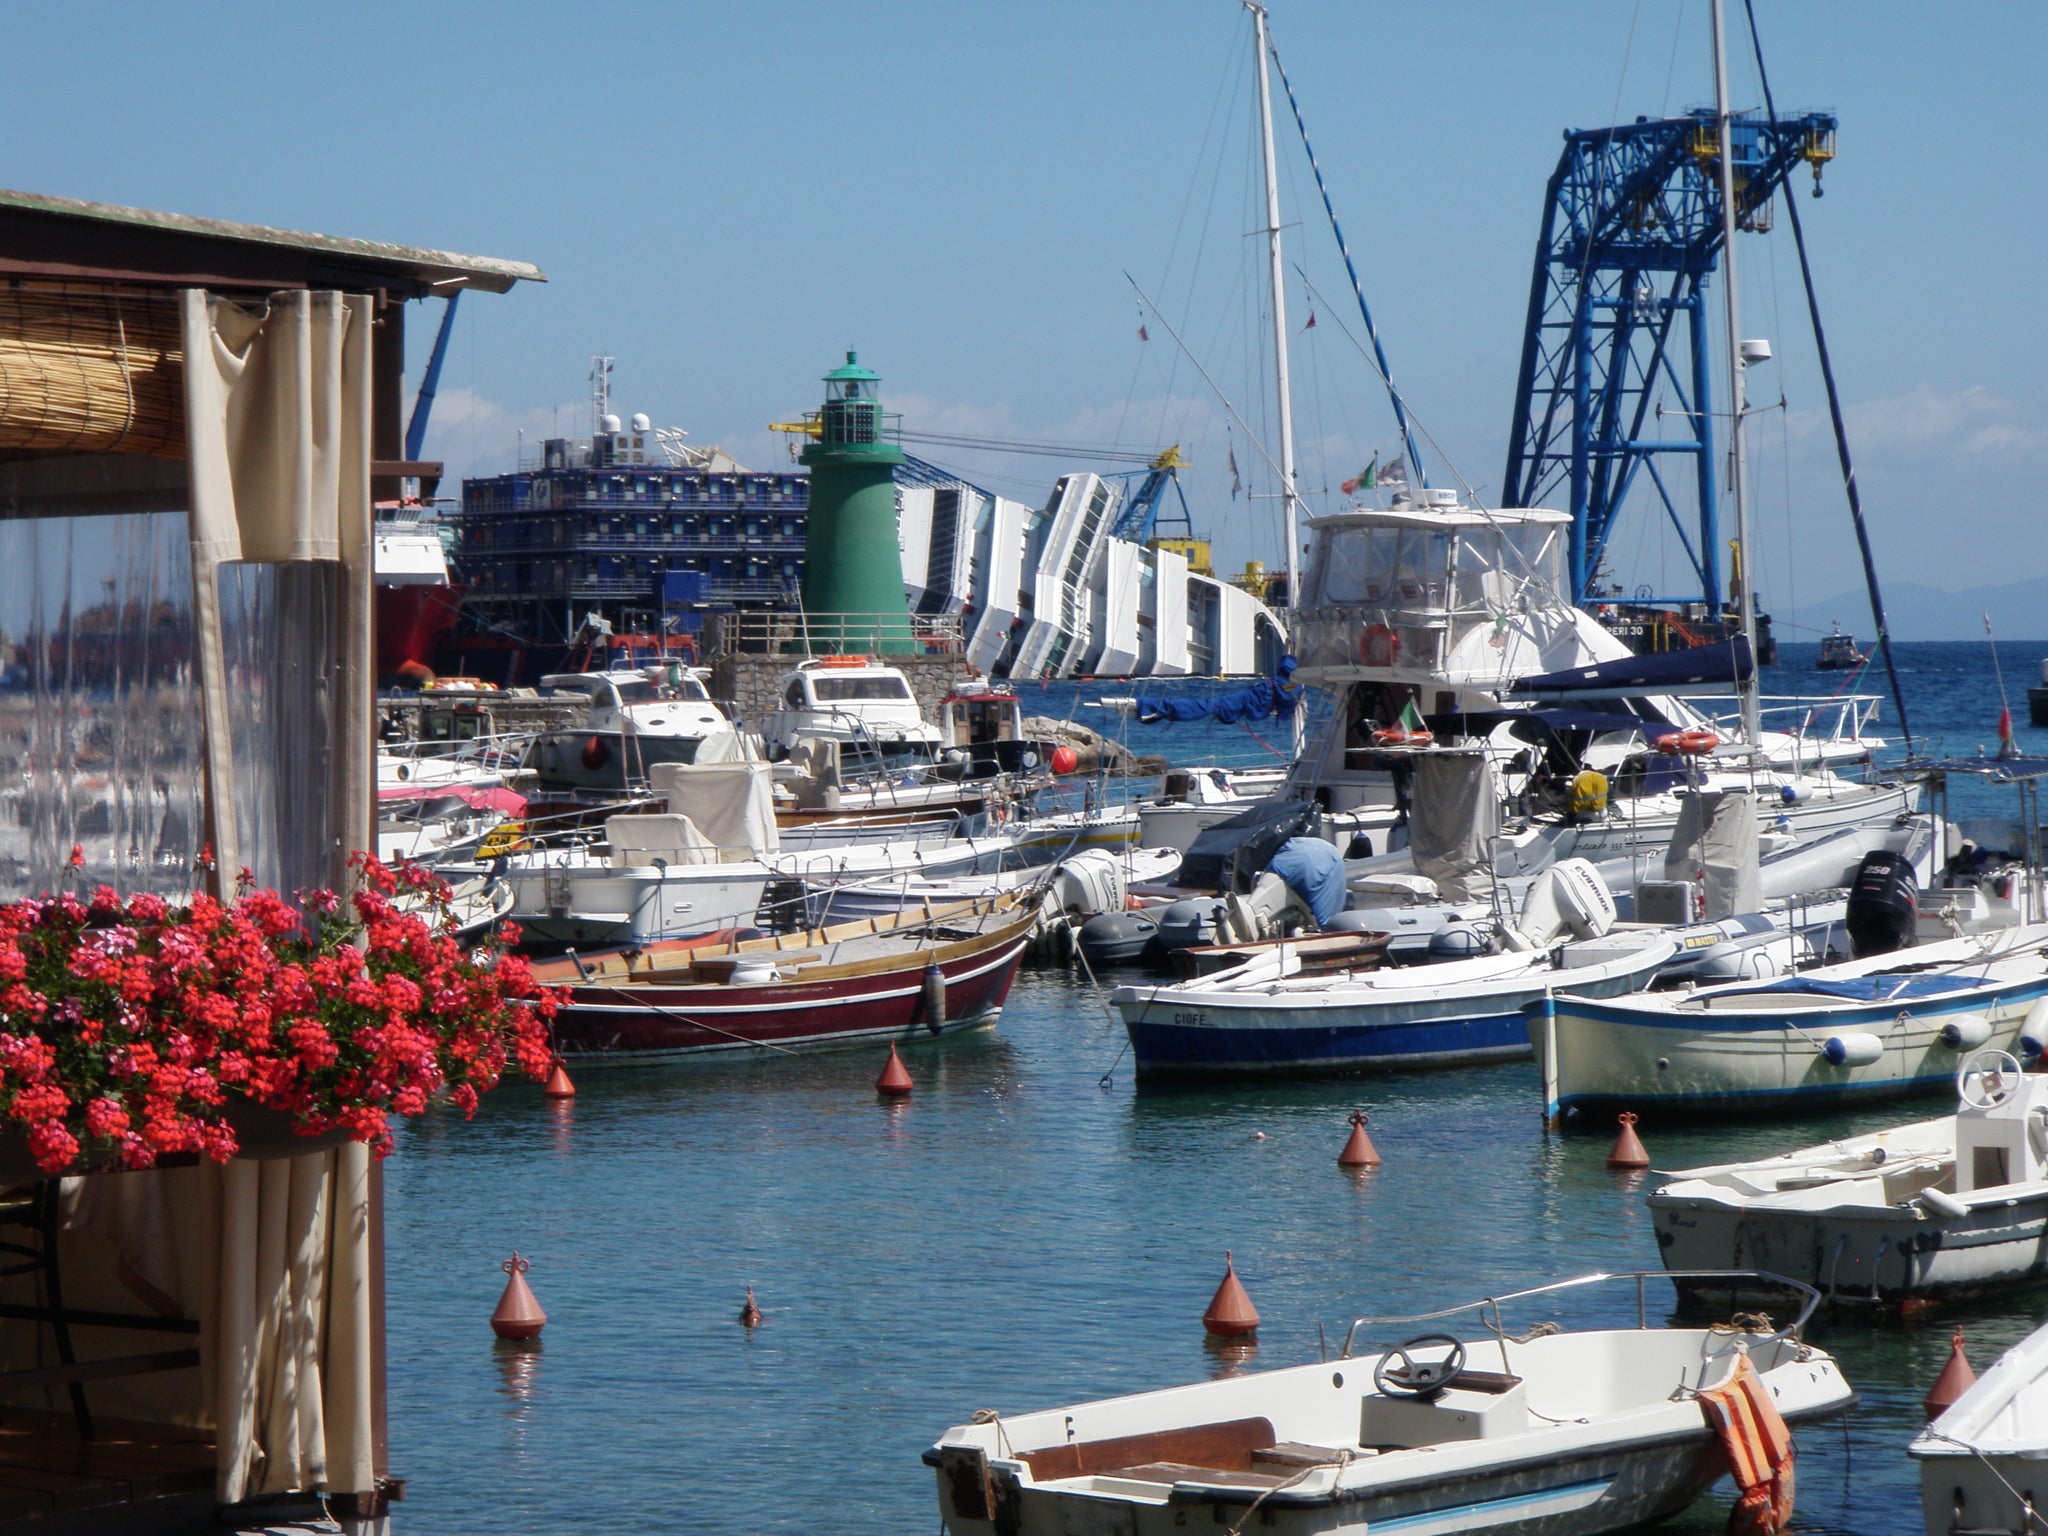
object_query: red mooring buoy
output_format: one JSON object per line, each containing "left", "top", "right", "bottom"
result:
{"left": 1202, "top": 1250, "right": 1260, "bottom": 1338}
{"left": 738, "top": 1284, "right": 764, "bottom": 1329}
{"left": 490, "top": 1252, "right": 547, "bottom": 1340}
{"left": 1338, "top": 1110, "right": 1382, "bottom": 1168}
{"left": 543, "top": 1058, "right": 576, "bottom": 1099}
{"left": 1607, "top": 1111, "right": 1651, "bottom": 1169}
{"left": 876, "top": 1041, "right": 914, "bottom": 1097}
{"left": 1924, "top": 1327, "right": 1977, "bottom": 1421}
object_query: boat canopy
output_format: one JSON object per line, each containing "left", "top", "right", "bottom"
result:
{"left": 1509, "top": 636, "right": 1753, "bottom": 699}
{"left": 1718, "top": 972, "right": 1989, "bottom": 1005}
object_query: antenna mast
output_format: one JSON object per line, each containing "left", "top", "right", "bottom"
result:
{"left": 1711, "top": 0, "right": 1763, "bottom": 751}
{"left": 1249, "top": 2, "right": 1303, "bottom": 752}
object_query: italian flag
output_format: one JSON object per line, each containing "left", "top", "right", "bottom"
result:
{"left": 1398, "top": 699, "right": 1427, "bottom": 734}
{"left": 1341, "top": 454, "right": 1376, "bottom": 496}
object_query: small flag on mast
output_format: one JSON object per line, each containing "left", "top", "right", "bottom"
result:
{"left": 1227, "top": 443, "right": 1242, "bottom": 501}
{"left": 1137, "top": 323, "right": 1148, "bottom": 342}
{"left": 1341, "top": 453, "right": 1377, "bottom": 496}
{"left": 1303, "top": 310, "right": 1317, "bottom": 331}
{"left": 1378, "top": 452, "right": 1408, "bottom": 488}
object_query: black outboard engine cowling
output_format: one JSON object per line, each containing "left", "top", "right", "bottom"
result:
{"left": 1846, "top": 849, "right": 1917, "bottom": 958}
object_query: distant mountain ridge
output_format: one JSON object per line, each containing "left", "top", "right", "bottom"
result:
{"left": 1776, "top": 575, "right": 2048, "bottom": 645}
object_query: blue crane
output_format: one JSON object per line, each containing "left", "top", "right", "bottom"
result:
{"left": 1501, "top": 108, "right": 1835, "bottom": 608}
{"left": 403, "top": 292, "right": 462, "bottom": 464}
{"left": 1108, "top": 447, "right": 1195, "bottom": 544}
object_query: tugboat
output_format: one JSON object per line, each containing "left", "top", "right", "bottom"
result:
{"left": 1816, "top": 620, "right": 1867, "bottom": 671}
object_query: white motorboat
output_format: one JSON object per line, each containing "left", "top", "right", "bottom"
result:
{"left": 1911, "top": 1318, "right": 2048, "bottom": 1535}
{"left": 762, "top": 657, "right": 943, "bottom": 770}
{"left": 1649, "top": 1049, "right": 2048, "bottom": 1310}
{"left": 1531, "top": 922, "right": 2048, "bottom": 1123}
{"left": 926, "top": 1271, "right": 1852, "bottom": 1536}
{"left": 1113, "top": 859, "right": 1677, "bottom": 1075}
{"left": 529, "top": 668, "right": 740, "bottom": 792}
{"left": 495, "top": 760, "right": 1023, "bottom": 947}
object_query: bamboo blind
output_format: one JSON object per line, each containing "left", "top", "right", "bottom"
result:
{"left": 0, "top": 284, "right": 184, "bottom": 458}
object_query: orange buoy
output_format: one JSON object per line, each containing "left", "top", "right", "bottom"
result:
{"left": 1924, "top": 1327, "right": 1977, "bottom": 1421}
{"left": 1202, "top": 1250, "right": 1260, "bottom": 1338}
{"left": 876, "top": 1041, "right": 914, "bottom": 1097}
{"left": 1607, "top": 1111, "right": 1650, "bottom": 1169}
{"left": 738, "top": 1284, "right": 763, "bottom": 1329}
{"left": 1339, "top": 1110, "right": 1381, "bottom": 1168}
{"left": 543, "top": 1058, "right": 577, "bottom": 1099}
{"left": 490, "top": 1252, "right": 547, "bottom": 1340}
{"left": 1050, "top": 745, "right": 1080, "bottom": 775}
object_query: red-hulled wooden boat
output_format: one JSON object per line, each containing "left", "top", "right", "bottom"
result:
{"left": 531, "top": 893, "right": 1038, "bottom": 1062}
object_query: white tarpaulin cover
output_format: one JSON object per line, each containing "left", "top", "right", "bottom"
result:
{"left": 649, "top": 761, "right": 781, "bottom": 859}
{"left": 1664, "top": 790, "right": 1762, "bottom": 919}
{"left": 1409, "top": 752, "right": 1500, "bottom": 902}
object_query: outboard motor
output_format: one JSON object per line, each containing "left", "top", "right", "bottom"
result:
{"left": 1846, "top": 849, "right": 1917, "bottom": 958}
{"left": 1076, "top": 909, "right": 1161, "bottom": 968}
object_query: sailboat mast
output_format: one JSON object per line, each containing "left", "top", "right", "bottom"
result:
{"left": 1249, "top": 2, "right": 1302, "bottom": 752}
{"left": 1711, "top": 0, "right": 1764, "bottom": 751}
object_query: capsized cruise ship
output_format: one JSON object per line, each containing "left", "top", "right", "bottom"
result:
{"left": 897, "top": 469, "right": 1285, "bottom": 680}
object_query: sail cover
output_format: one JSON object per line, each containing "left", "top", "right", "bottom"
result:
{"left": 1509, "top": 636, "right": 1753, "bottom": 699}
{"left": 1136, "top": 656, "right": 1299, "bottom": 725}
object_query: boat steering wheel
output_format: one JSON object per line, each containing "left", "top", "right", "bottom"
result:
{"left": 1958, "top": 1049, "right": 2026, "bottom": 1111}
{"left": 1374, "top": 1334, "right": 1468, "bottom": 1400}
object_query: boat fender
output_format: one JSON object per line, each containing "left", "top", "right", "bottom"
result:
{"left": 581, "top": 734, "right": 610, "bottom": 770}
{"left": 1939, "top": 1016, "right": 1992, "bottom": 1051}
{"left": 1822, "top": 1031, "right": 1885, "bottom": 1067}
{"left": 1919, "top": 1186, "right": 1969, "bottom": 1220}
{"left": 921, "top": 963, "right": 947, "bottom": 1034}
{"left": 2021, "top": 998, "right": 2048, "bottom": 1059}
{"left": 1780, "top": 782, "right": 1814, "bottom": 805}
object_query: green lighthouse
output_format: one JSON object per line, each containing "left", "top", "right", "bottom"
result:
{"left": 798, "top": 351, "right": 912, "bottom": 654}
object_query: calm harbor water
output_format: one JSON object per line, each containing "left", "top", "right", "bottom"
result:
{"left": 384, "top": 640, "right": 2048, "bottom": 1534}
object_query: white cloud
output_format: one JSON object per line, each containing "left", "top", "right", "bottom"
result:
{"left": 417, "top": 387, "right": 589, "bottom": 487}
{"left": 1791, "top": 383, "right": 2047, "bottom": 463}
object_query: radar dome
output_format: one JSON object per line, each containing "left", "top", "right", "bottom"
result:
{"left": 630, "top": 412, "right": 651, "bottom": 432}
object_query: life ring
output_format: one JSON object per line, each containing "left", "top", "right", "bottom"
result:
{"left": 1371, "top": 727, "right": 1434, "bottom": 749}
{"left": 1359, "top": 624, "right": 1400, "bottom": 668}
{"left": 1653, "top": 729, "right": 1721, "bottom": 756}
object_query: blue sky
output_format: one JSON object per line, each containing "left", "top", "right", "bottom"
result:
{"left": 5, "top": 2, "right": 2042, "bottom": 631}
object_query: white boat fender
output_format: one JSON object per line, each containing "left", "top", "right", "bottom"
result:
{"left": 2020, "top": 997, "right": 2048, "bottom": 1059}
{"left": 1822, "top": 1031, "right": 1886, "bottom": 1067}
{"left": 922, "top": 963, "right": 947, "bottom": 1034}
{"left": 1919, "top": 1186, "right": 1970, "bottom": 1219}
{"left": 1779, "top": 781, "right": 1814, "bottom": 805}
{"left": 1939, "top": 1015, "right": 1992, "bottom": 1051}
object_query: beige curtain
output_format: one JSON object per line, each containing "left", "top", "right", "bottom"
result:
{"left": 179, "top": 287, "right": 373, "bottom": 883}
{"left": 176, "top": 288, "right": 378, "bottom": 1504}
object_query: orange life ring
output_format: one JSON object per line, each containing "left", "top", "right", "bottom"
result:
{"left": 1359, "top": 624, "right": 1400, "bottom": 667}
{"left": 1653, "top": 729, "right": 1721, "bottom": 756}
{"left": 1371, "top": 727, "right": 1434, "bottom": 749}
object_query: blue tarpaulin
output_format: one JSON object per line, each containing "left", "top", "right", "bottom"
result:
{"left": 1267, "top": 836, "right": 1348, "bottom": 926}
{"left": 1725, "top": 973, "right": 1988, "bottom": 1004}
{"left": 1136, "top": 657, "right": 1299, "bottom": 725}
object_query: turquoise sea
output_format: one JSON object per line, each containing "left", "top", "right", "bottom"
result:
{"left": 383, "top": 640, "right": 2048, "bottom": 1534}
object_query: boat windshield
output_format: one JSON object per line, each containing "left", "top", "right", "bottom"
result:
{"left": 609, "top": 679, "right": 658, "bottom": 704}
{"left": 811, "top": 676, "right": 912, "bottom": 702}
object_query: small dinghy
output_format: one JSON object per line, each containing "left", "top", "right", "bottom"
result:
{"left": 1911, "top": 1320, "right": 2048, "bottom": 1536}
{"left": 1649, "top": 1049, "right": 2048, "bottom": 1310}
{"left": 926, "top": 1270, "right": 1852, "bottom": 1536}
{"left": 1532, "top": 922, "right": 2048, "bottom": 1122}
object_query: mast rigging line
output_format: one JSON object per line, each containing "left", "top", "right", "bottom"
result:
{"left": 1261, "top": 21, "right": 1425, "bottom": 487}
{"left": 896, "top": 429, "right": 1156, "bottom": 464}
{"left": 1740, "top": 0, "right": 1912, "bottom": 754}
{"left": 1125, "top": 273, "right": 1290, "bottom": 498}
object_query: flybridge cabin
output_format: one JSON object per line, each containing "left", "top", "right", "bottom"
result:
{"left": 1290, "top": 491, "right": 1613, "bottom": 696}
{"left": 762, "top": 658, "right": 942, "bottom": 770}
